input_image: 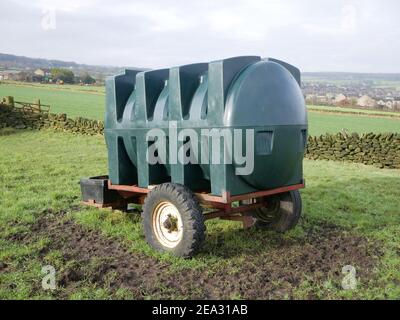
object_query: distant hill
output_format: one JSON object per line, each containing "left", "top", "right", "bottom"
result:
{"left": 303, "top": 72, "right": 400, "bottom": 82}
{"left": 0, "top": 53, "right": 138, "bottom": 77}
{"left": 0, "top": 53, "right": 81, "bottom": 70}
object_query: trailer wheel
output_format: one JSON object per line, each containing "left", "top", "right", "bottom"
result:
{"left": 142, "top": 183, "right": 205, "bottom": 258}
{"left": 253, "top": 190, "right": 302, "bottom": 232}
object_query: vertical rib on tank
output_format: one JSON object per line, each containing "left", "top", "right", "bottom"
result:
{"left": 104, "top": 56, "right": 308, "bottom": 197}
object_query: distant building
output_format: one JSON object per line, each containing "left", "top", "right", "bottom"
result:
{"left": 334, "top": 93, "right": 347, "bottom": 104}
{"left": 0, "top": 71, "right": 10, "bottom": 80}
{"left": 34, "top": 68, "right": 51, "bottom": 77}
{"left": 377, "top": 100, "right": 386, "bottom": 107}
{"left": 34, "top": 69, "right": 45, "bottom": 77}
{"left": 386, "top": 100, "right": 394, "bottom": 110}
{"left": 305, "top": 94, "right": 317, "bottom": 105}
{"left": 32, "top": 68, "right": 52, "bottom": 82}
{"left": 0, "top": 70, "right": 20, "bottom": 81}
{"left": 357, "top": 95, "right": 377, "bottom": 108}
{"left": 317, "top": 95, "right": 329, "bottom": 104}
{"left": 326, "top": 93, "right": 334, "bottom": 100}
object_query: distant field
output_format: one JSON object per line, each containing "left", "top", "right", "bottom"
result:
{"left": 308, "top": 105, "right": 400, "bottom": 117}
{"left": 308, "top": 112, "right": 399, "bottom": 135}
{"left": 1, "top": 81, "right": 399, "bottom": 135}
{"left": 2, "top": 81, "right": 106, "bottom": 94}
{"left": 0, "top": 81, "right": 105, "bottom": 120}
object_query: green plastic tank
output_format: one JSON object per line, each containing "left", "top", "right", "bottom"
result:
{"left": 105, "top": 56, "right": 308, "bottom": 196}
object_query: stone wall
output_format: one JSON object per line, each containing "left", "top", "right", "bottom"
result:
{"left": 0, "top": 103, "right": 103, "bottom": 136}
{"left": 306, "top": 132, "right": 400, "bottom": 169}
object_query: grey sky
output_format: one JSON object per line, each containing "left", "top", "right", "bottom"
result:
{"left": 1, "top": 0, "right": 399, "bottom": 72}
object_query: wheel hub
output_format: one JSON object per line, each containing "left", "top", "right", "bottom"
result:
{"left": 163, "top": 215, "right": 179, "bottom": 233}
{"left": 153, "top": 201, "right": 183, "bottom": 248}
{"left": 255, "top": 196, "right": 281, "bottom": 223}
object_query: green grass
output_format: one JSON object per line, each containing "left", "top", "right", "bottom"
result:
{"left": 308, "top": 105, "right": 400, "bottom": 117}
{"left": 2, "top": 81, "right": 106, "bottom": 94}
{"left": 0, "top": 129, "right": 399, "bottom": 299}
{"left": 308, "top": 112, "right": 400, "bottom": 135}
{"left": 0, "top": 81, "right": 105, "bottom": 120}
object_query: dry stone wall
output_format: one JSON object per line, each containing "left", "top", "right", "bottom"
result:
{"left": 306, "top": 132, "right": 400, "bottom": 169}
{"left": 0, "top": 103, "right": 103, "bottom": 136}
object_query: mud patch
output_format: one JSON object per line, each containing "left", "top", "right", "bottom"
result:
{"left": 30, "top": 214, "right": 171, "bottom": 299}
{"left": 26, "top": 212, "right": 380, "bottom": 299}
{"left": 0, "top": 262, "right": 8, "bottom": 273}
{"left": 204, "top": 229, "right": 379, "bottom": 299}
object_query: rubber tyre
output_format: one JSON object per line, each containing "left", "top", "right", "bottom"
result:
{"left": 254, "top": 190, "right": 302, "bottom": 232}
{"left": 142, "top": 183, "right": 205, "bottom": 258}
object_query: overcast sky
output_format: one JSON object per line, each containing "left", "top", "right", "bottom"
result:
{"left": 1, "top": 0, "right": 399, "bottom": 72}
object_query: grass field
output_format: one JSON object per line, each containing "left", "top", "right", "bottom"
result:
{"left": 0, "top": 81, "right": 104, "bottom": 120}
{"left": 1, "top": 81, "right": 106, "bottom": 94}
{"left": 1, "top": 81, "right": 399, "bottom": 135}
{"left": 308, "top": 112, "right": 400, "bottom": 135}
{"left": 1, "top": 129, "right": 399, "bottom": 299}
{"left": 308, "top": 105, "right": 400, "bottom": 117}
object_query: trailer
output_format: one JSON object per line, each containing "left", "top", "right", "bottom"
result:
{"left": 81, "top": 56, "right": 308, "bottom": 257}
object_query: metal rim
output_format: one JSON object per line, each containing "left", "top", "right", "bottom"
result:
{"left": 152, "top": 201, "right": 183, "bottom": 248}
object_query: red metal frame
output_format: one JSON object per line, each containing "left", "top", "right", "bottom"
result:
{"left": 83, "top": 180, "right": 305, "bottom": 228}
{"left": 107, "top": 180, "right": 304, "bottom": 203}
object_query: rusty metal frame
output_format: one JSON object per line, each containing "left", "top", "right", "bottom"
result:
{"left": 84, "top": 180, "right": 305, "bottom": 228}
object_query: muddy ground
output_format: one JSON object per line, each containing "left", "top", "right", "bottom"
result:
{"left": 4, "top": 209, "right": 381, "bottom": 299}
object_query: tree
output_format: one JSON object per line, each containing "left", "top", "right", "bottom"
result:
{"left": 50, "top": 68, "right": 75, "bottom": 84}
{"left": 32, "top": 75, "right": 44, "bottom": 83}
{"left": 81, "top": 72, "right": 96, "bottom": 85}
{"left": 14, "top": 71, "right": 33, "bottom": 82}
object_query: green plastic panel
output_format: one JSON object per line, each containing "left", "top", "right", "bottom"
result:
{"left": 104, "top": 56, "right": 308, "bottom": 196}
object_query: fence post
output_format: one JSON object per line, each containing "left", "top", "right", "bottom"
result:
{"left": 6, "top": 96, "right": 14, "bottom": 107}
